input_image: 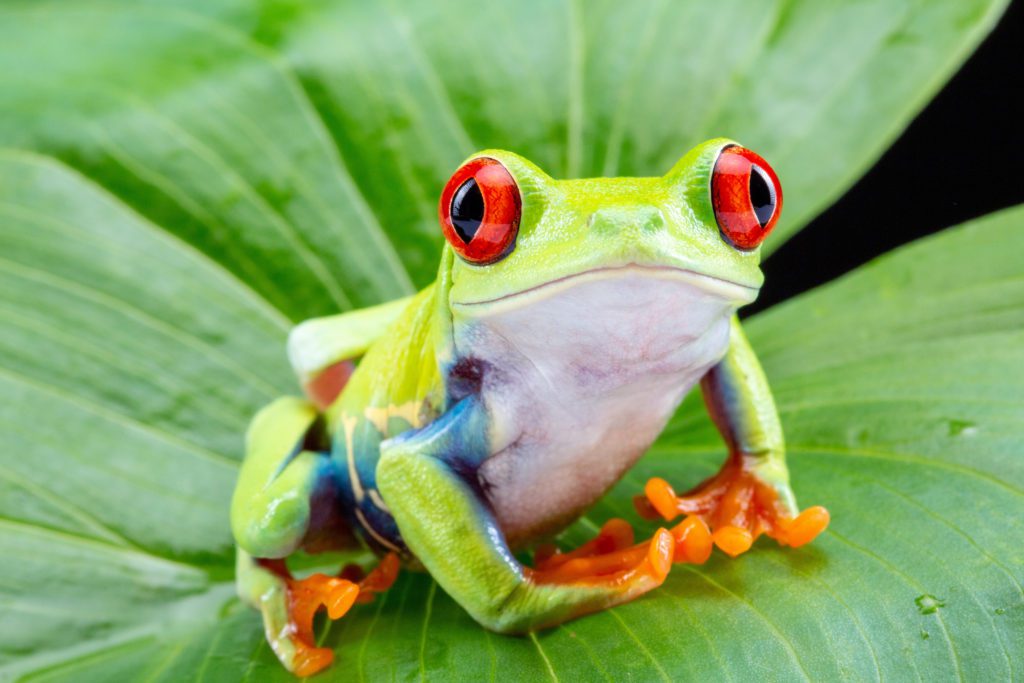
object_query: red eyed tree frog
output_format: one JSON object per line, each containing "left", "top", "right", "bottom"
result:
{"left": 231, "top": 139, "right": 830, "bottom": 676}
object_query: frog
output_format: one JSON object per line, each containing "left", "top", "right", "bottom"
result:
{"left": 231, "top": 138, "right": 830, "bottom": 676}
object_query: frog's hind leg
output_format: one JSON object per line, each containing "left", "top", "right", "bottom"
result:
{"left": 231, "top": 396, "right": 399, "bottom": 676}
{"left": 378, "top": 396, "right": 687, "bottom": 634}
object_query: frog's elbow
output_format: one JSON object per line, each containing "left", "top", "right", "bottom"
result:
{"left": 231, "top": 494, "right": 308, "bottom": 559}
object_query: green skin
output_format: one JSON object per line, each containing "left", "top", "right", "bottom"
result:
{"left": 231, "top": 138, "right": 799, "bottom": 670}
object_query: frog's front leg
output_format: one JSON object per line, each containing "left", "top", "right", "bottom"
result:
{"left": 636, "top": 316, "right": 830, "bottom": 557}
{"left": 288, "top": 296, "right": 415, "bottom": 409}
{"left": 377, "top": 397, "right": 703, "bottom": 633}
{"left": 232, "top": 397, "right": 398, "bottom": 676}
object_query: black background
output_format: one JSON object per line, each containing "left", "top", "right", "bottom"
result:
{"left": 749, "top": 2, "right": 1024, "bottom": 315}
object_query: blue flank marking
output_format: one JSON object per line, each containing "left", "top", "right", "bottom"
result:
{"left": 323, "top": 396, "right": 489, "bottom": 556}
{"left": 332, "top": 418, "right": 408, "bottom": 554}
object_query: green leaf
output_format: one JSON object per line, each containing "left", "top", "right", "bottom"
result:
{"left": 4, "top": 151, "right": 1021, "bottom": 678}
{"left": 0, "top": 0, "right": 1018, "bottom": 680}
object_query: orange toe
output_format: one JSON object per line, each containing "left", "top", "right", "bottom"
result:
{"left": 360, "top": 553, "right": 400, "bottom": 593}
{"left": 671, "top": 515, "right": 713, "bottom": 564}
{"left": 292, "top": 643, "right": 335, "bottom": 678}
{"left": 646, "top": 528, "right": 674, "bottom": 580}
{"left": 644, "top": 478, "right": 680, "bottom": 521}
{"left": 325, "top": 581, "right": 359, "bottom": 619}
{"left": 712, "top": 525, "right": 753, "bottom": 557}
{"left": 781, "top": 506, "right": 830, "bottom": 547}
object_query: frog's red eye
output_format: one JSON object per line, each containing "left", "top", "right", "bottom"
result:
{"left": 439, "top": 157, "right": 521, "bottom": 265}
{"left": 711, "top": 145, "right": 782, "bottom": 250}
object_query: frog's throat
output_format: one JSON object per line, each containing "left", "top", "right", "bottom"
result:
{"left": 452, "top": 264, "right": 758, "bottom": 313}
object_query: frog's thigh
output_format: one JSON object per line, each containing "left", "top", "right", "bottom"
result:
{"left": 231, "top": 396, "right": 352, "bottom": 559}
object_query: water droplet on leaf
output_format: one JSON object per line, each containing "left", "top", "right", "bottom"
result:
{"left": 947, "top": 419, "right": 977, "bottom": 437}
{"left": 915, "top": 594, "right": 945, "bottom": 614}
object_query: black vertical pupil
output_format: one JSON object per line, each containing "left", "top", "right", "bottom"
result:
{"left": 451, "top": 178, "right": 485, "bottom": 243}
{"left": 749, "top": 164, "right": 776, "bottom": 228}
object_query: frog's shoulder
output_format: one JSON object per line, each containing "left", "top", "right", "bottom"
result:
{"left": 331, "top": 283, "right": 445, "bottom": 438}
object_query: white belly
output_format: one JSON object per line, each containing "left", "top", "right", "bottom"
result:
{"left": 452, "top": 267, "right": 741, "bottom": 547}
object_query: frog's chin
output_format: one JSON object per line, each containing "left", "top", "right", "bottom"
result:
{"left": 452, "top": 263, "right": 758, "bottom": 315}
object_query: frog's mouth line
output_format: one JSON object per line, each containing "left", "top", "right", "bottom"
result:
{"left": 453, "top": 264, "right": 758, "bottom": 309}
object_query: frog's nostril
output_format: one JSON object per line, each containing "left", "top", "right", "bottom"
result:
{"left": 589, "top": 206, "right": 664, "bottom": 235}
{"left": 640, "top": 208, "right": 665, "bottom": 233}
{"left": 588, "top": 210, "right": 618, "bottom": 235}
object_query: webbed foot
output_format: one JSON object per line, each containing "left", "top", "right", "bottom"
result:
{"left": 528, "top": 517, "right": 712, "bottom": 594}
{"left": 260, "top": 553, "right": 400, "bottom": 677}
{"left": 634, "top": 455, "right": 829, "bottom": 558}
{"left": 530, "top": 523, "right": 674, "bottom": 592}
{"left": 282, "top": 571, "right": 359, "bottom": 676}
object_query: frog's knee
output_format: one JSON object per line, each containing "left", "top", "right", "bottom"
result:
{"left": 232, "top": 489, "right": 311, "bottom": 559}
{"left": 246, "top": 396, "right": 318, "bottom": 447}
{"left": 233, "top": 396, "right": 321, "bottom": 558}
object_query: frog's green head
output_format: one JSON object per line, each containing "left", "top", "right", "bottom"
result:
{"left": 439, "top": 138, "right": 782, "bottom": 311}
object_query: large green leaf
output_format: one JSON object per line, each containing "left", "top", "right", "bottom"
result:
{"left": 3, "top": 147, "right": 1021, "bottom": 678}
{"left": 1, "top": 0, "right": 1018, "bottom": 680}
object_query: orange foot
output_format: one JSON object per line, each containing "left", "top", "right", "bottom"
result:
{"left": 634, "top": 455, "right": 829, "bottom": 558}
{"left": 530, "top": 519, "right": 673, "bottom": 591}
{"left": 285, "top": 573, "right": 359, "bottom": 676}
{"left": 264, "top": 553, "right": 400, "bottom": 677}
{"left": 528, "top": 516, "right": 712, "bottom": 593}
